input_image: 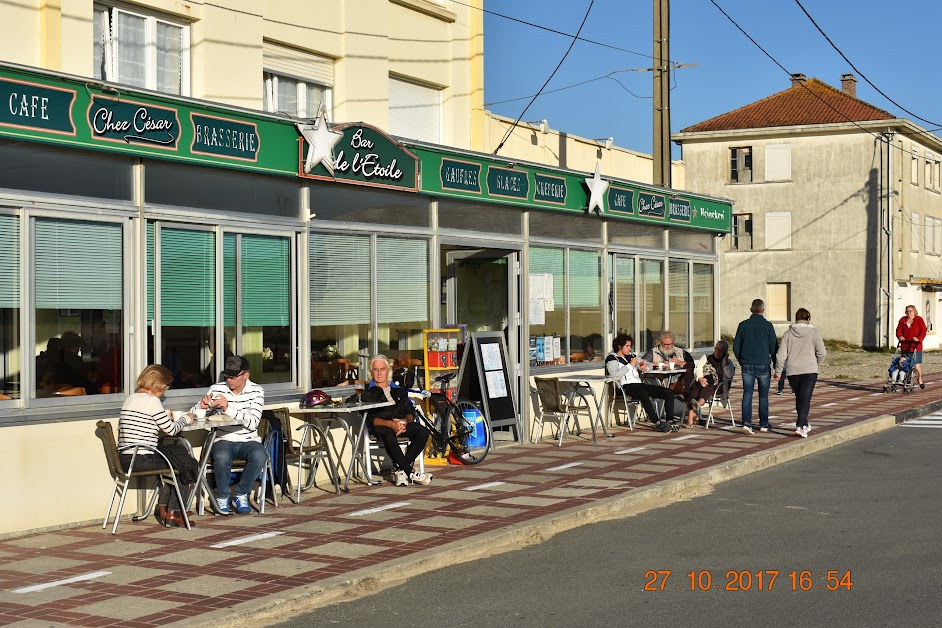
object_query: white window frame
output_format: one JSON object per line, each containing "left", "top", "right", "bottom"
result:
{"left": 765, "top": 212, "right": 792, "bottom": 250}
{"left": 912, "top": 149, "right": 920, "bottom": 185}
{"left": 94, "top": 2, "right": 190, "bottom": 96}
{"left": 263, "top": 72, "right": 333, "bottom": 119}
{"left": 926, "top": 157, "right": 934, "bottom": 191}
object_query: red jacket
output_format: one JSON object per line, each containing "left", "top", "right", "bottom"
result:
{"left": 896, "top": 316, "right": 927, "bottom": 352}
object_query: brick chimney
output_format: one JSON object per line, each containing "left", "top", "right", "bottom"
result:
{"left": 841, "top": 73, "right": 857, "bottom": 98}
{"left": 790, "top": 73, "right": 807, "bottom": 88}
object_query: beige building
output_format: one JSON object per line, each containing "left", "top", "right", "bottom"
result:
{"left": 674, "top": 73, "right": 942, "bottom": 348}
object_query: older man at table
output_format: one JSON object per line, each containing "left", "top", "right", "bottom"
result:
{"left": 606, "top": 334, "right": 678, "bottom": 430}
{"left": 191, "top": 354, "right": 266, "bottom": 515}
{"left": 642, "top": 330, "right": 694, "bottom": 392}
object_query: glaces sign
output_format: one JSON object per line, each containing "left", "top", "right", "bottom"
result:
{"left": 88, "top": 96, "right": 179, "bottom": 148}
{"left": 300, "top": 123, "right": 418, "bottom": 192}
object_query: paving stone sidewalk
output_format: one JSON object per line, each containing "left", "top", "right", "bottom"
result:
{"left": 0, "top": 376, "right": 937, "bottom": 627}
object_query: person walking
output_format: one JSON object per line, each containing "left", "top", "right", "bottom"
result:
{"left": 733, "top": 299, "right": 778, "bottom": 434}
{"left": 774, "top": 308, "right": 826, "bottom": 438}
{"left": 896, "top": 304, "right": 928, "bottom": 389}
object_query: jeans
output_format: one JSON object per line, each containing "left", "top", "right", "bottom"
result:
{"left": 370, "top": 421, "right": 430, "bottom": 472}
{"left": 741, "top": 364, "right": 771, "bottom": 428}
{"left": 788, "top": 373, "right": 818, "bottom": 428}
{"left": 623, "top": 383, "right": 675, "bottom": 423}
{"left": 211, "top": 440, "right": 268, "bottom": 499}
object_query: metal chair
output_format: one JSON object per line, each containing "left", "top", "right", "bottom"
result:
{"left": 532, "top": 377, "right": 575, "bottom": 446}
{"left": 95, "top": 420, "right": 191, "bottom": 534}
{"left": 200, "top": 418, "right": 278, "bottom": 514}
{"left": 269, "top": 407, "right": 340, "bottom": 501}
{"left": 606, "top": 381, "right": 640, "bottom": 430}
{"left": 363, "top": 430, "right": 426, "bottom": 485}
{"left": 702, "top": 379, "right": 737, "bottom": 429}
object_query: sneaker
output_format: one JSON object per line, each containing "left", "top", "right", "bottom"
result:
{"left": 409, "top": 471, "right": 433, "bottom": 485}
{"left": 214, "top": 497, "right": 233, "bottom": 515}
{"left": 794, "top": 428, "right": 804, "bottom": 438}
{"left": 393, "top": 469, "right": 409, "bottom": 487}
{"left": 231, "top": 493, "right": 252, "bottom": 515}
{"left": 759, "top": 426, "right": 770, "bottom": 433}
{"left": 741, "top": 425, "right": 753, "bottom": 435}
{"left": 802, "top": 424, "right": 812, "bottom": 436}
{"left": 797, "top": 426, "right": 809, "bottom": 438}
{"left": 776, "top": 390, "right": 784, "bottom": 395}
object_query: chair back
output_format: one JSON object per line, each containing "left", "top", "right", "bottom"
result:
{"left": 265, "top": 407, "right": 296, "bottom": 456}
{"left": 534, "top": 377, "right": 565, "bottom": 413}
{"left": 95, "top": 420, "right": 126, "bottom": 482}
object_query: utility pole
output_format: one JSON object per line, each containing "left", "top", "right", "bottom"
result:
{"left": 653, "top": 0, "right": 671, "bottom": 188}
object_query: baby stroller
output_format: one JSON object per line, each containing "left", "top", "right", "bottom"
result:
{"left": 883, "top": 347, "right": 915, "bottom": 393}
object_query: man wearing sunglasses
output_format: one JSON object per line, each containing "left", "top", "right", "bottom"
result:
{"left": 192, "top": 354, "right": 266, "bottom": 515}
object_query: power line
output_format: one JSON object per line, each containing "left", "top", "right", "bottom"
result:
{"left": 493, "top": 0, "right": 595, "bottom": 155}
{"left": 793, "top": 0, "right": 942, "bottom": 129}
{"left": 485, "top": 68, "right": 651, "bottom": 106}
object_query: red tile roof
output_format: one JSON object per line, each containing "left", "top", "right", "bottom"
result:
{"left": 679, "top": 78, "right": 895, "bottom": 133}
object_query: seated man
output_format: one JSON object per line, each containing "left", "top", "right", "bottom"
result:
{"left": 360, "top": 354, "right": 432, "bottom": 487}
{"left": 642, "top": 330, "right": 694, "bottom": 392}
{"left": 191, "top": 354, "right": 266, "bottom": 515}
{"left": 684, "top": 340, "right": 735, "bottom": 427}
{"left": 606, "top": 334, "right": 678, "bottom": 430}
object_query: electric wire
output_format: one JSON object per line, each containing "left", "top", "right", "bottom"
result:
{"left": 485, "top": 68, "right": 651, "bottom": 106}
{"left": 493, "top": 0, "right": 595, "bottom": 155}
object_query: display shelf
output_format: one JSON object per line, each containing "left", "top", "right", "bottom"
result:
{"left": 423, "top": 328, "right": 463, "bottom": 394}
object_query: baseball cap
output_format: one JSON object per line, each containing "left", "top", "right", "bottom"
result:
{"left": 222, "top": 354, "right": 249, "bottom": 378}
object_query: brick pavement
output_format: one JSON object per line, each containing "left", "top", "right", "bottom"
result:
{"left": 0, "top": 376, "right": 938, "bottom": 627}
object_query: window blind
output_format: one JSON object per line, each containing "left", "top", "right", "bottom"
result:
{"left": 223, "top": 233, "right": 236, "bottom": 327}
{"left": 0, "top": 214, "right": 18, "bottom": 309}
{"left": 160, "top": 228, "right": 215, "bottom": 326}
{"left": 569, "top": 249, "right": 600, "bottom": 307}
{"left": 377, "top": 237, "right": 427, "bottom": 323}
{"left": 529, "top": 247, "right": 564, "bottom": 303}
{"left": 614, "top": 255, "right": 635, "bottom": 333}
{"left": 310, "top": 232, "right": 370, "bottom": 325}
{"left": 766, "top": 212, "right": 792, "bottom": 250}
{"left": 146, "top": 222, "right": 154, "bottom": 322}
{"left": 388, "top": 77, "right": 441, "bottom": 142}
{"left": 263, "top": 41, "right": 333, "bottom": 86}
{"left": 765, "top": 144, "right": 791, "bottom": 181}
{"left": 35, "top": 219, "right": 122, "bottom": 309}
{"left": 242, "top": 234, "right": 290, "bottom": 326}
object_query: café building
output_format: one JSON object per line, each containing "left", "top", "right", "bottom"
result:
{"left": 0, "top": 61, "right": 732, "bottom": 534}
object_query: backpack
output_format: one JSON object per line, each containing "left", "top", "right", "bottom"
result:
{"left": 260, "top": 410, "right": 287, "bottom": 489}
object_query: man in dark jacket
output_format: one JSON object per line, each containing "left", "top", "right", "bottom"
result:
{"left": 733, "top": 299, "right": 778, "bottom": 434}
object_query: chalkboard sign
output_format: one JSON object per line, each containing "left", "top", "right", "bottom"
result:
{"left": 456, "top": 331, "right": 519, "bottom": 438}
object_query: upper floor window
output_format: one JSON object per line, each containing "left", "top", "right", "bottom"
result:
{"left": 765, "top": 144, "right": 791, "bottom": 181}
{"left": 93, "top": 4, "right": 189, "bottom": 96}
{"left": 730, "top": 147, "right": 752, "bottom": 183}
{"left": 911, "top": 149, "right": 920, "bottom": 185}
{"left": 389, "top": 76, "right": 442, "bottom": 143}
{"left": 263, "top": 42, "right": 333, "bottom": 119}
{"left": 731, "top": 213, "right": 753, "bottom": 251}
{"left": 766, "top": 212, "right": 792, "bottom": 250}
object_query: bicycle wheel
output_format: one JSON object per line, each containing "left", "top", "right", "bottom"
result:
{"left": 424, "top": 394, "right": 451, "bottom": 458}
{"left": 450, "top": 400, "right": 490, "bottom": 464}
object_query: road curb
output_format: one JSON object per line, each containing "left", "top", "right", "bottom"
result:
{"left": 191, "top": 411, "right": 908, "bottom": 627}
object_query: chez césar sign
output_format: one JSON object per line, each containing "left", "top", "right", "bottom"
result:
{"left": 299, "top": 122, "right": 418, "bottom": 192}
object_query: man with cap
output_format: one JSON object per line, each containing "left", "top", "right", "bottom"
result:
{"left": 191, "top": 354, "right": 266, "bottom": 515}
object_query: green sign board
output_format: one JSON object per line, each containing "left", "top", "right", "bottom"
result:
{"left": 191, "top": 113, "right": 260, "bottom": 162}
{"left": 668, "top": 197, "right": 691, "bottom": 222}
{"left": 638, "top": 192, "right": 666, "bottom": 218}
{"left": 487, "top": 166, "right": 528, "bottom": 200}
{"left": 88, "top": 95, "right": 179, "bottom": 148}
{"left": 534, "top": 173, "right": 567, "bottom": 205}
{"left": 608, "top": 185, "right": 634, "bottom": 216}
{"left": 441, "top": 158, "right": 481, "bottom": 193}
{"left": 1, "top": 76, "right": 75, "bottom": 135}
{"left": 301, "top": 123, "right": 418, "bottom": 191}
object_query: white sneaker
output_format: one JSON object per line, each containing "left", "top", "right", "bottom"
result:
{"left": 409, "top": 471, "right": 433, "bottom": 485}
{"left": 802, "top": 425, "right": 811, "bottom": 436}
{"left": 759, "top": 427, "right": 770, "bottom": 433}
{"left": 794, "top": 428, "right": 805, "bottom": 438}
{"left": 741, "top": 425, "right": 753, "bottom": 435}
{"left": 393, "top": 469, "right": 409, "bottom": 487}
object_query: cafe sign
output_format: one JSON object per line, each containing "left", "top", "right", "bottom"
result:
{"left": 88, "top": 95, "right": 179, "bottom": 149}
{"left": 1, "top": 76, "right": 75, "bottom": 135}
{"left": 299, "top": 122, "right": 418, "bottom": 192}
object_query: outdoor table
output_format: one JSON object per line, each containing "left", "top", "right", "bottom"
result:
{"left": 291, "top": 400, "right": 394, "bottom": 492}
{"left": 180, "top": 414, "right": 242, "bottom": 514}
{"left": 556, "top": 374, "right": 619, "bottom": 440}
{"left": 640, "top": 367, "right": 687, "bottom": 421}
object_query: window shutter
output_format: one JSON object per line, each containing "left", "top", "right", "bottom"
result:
{"left": 529, "top": 247, "right": 564, "bottom": 304}
{"left": 263, "top": 41, "right": 333, "bottom": 86}
{"left": 160, "top": 228, "right": 215, "bottom": 326}
{"left": 765, "top": 144, "right": 791, "bottom": 181}
{"left": 388, "top": 77, "right": 441, "bottom": 143}
{"left": 569, "top": 249, "right": 600, "bottom": 307}
{"left": 767, "top": 283, "right": 790, "bottom": 321}
{"left": 0, "top": 214, "right": 18, "bottom": 309}
{"left": 35, "top": 219, "right": 122, "bottom": 309}
{"left": 377, "top": 237, "right": 427, "bottom": 323}
{"left": 310, "top": 232, "right": 370, "bottom": 325}
{"left": 766, "top": 212, "right": 792, "bottom": 250}
{"left": 224, "top": 233, "right": 236, "bottom": 327}
{"left": 242, "top": 234, "right": 290, "bottom": 326}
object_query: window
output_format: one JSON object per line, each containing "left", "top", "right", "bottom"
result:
{"left": 528, "top": 247, "right": 565, "bottom": 364}
{"left": 936, "top": 161, "right": 941, "bottom": 192}
{"left": 263, "top": 42, "right": 333, "bottom": 119}
{"left": 692, "top": 263, "right": 714, "bottom": 349}
{"left": 93, "top": 4, "right": 189, "bottom": 95}
{"left": 935, "top": 217, "right": 942, "bottom": 255}
{"left": 766, "top": 283, "right": 791, "bottom": 322}
{"left": 0, "top": 213, "right": 19, "bottom": 401}
{"left": 34, "top": 218, "right": 123, "bottom": 398}
{"left": 668, "top": 260, "right": 689, "bottom": 348}
{"left": 765, "top": 144, "right": 791, "bottom": 181}
{"left": 389, "top": 77, "right": 442, "bottom": 143}
{"left": 731, "top": 213, "right": 753, "bottom": 250}
{"left": 611, "top": 255, "right": 636, "bottom": 342}
{"left": 912, "top": 212, "right": 921, "bottom": 253}
{"left": 912, "top": 150, "right": 920, "bottom": 185}
{"left": 569, "top": 250, "right": 602, "bottom": 362}
{"left": 639, "top": 258, "right": 664, "bottom": 351}
{"left": 766, "top": 212, "right": 792, "bottom": 250}
{"left": 926, "top": 158, "right": 933, "bottom": 191}
{"left": 730, "top": 147, "right": 752, "bottom": 183}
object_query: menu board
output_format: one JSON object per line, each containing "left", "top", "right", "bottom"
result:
{"left": 456, "top": 331, "right": 519, "bottom": 434}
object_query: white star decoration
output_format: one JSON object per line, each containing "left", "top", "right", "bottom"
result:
{"left": 584, "top": 161, "right": 609, "bottom": 214}
{"left": 298, "top": 114, "right": 343, "bottom": 176}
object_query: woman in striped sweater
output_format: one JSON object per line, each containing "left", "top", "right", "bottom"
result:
{"left": 118, "top": 365, "right": 199, "bottom": 527}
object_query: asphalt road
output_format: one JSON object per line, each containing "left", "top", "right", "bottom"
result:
{"left": 273, "top": 424, "right": 942, "bottom": 628}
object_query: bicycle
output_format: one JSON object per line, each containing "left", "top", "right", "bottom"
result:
{"left": 406, "top": 372, "right": 491, "bottom": 465}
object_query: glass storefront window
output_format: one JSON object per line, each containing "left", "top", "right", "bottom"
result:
{"left": 0, "top": 214, "right": 19, "bottom": 400}
{"left": 639, "top": 258, "right": 664, "bottom": 352}
{"left": 669, "top": 260, "right": 690, "bottom": 348}
{"left": 528, "top": 247, "right": 565, "bottom": 364}
{"left": 612, "top": 254, "right": 636, "bottom": 343}
{"left": 530, "top": 211, "right": 602, "bottom": 242}
{"left": 693, "top": 263, "right": 715, "bottom": 348}
{"left": 608, "top": 220, "right": 664, "bottom": 249}
{"left": 377, "top": 237, "right": 429, "bottom": 369}
{"left": 34, "top": 219, "right": 123, "bottom": 397}
{"left": 438, "top": 200, "right": 522, "bottom": 234}
{"left": 0, "top": 140, "right": 134, "bottom": 201}
{"left": 310, "top": 184, "right": 430, "bottom": 228}
{"left": 670, "top": 229, "right": 716, "bottom": 254}
{"left": 569, "top": 250, "right": 602, "bottom": 362}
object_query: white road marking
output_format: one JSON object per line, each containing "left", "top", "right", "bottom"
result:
{"left": 210, "top": 531, "right": 284, "bottom": 548}
{"left": 869, "top": 392, "right": 884, "bottom": 396}
{"left": 848, "top": 397, "right": 861, "bottom": 401}
{"left": 348, "top": 502, "right": 410, "bottom": 517}
{"left": 901, "top": 423, "right": 942, "bottom": 428}
{"left": 545, "top": 462, "right": 584, "bottom": 471}
{"left": 820, "top": 403, "right": 837, "bottom": 407}
{"left": 615, "top": 446, "right": 646, "bottom": 455}
{"left": 464, "top": 481, "right": 506, "bottom": 491}
{"left": 13, "top": 571, "right": 111, "bottom": 594}
{"left": 670, "top": 435, "right": 699, "bottom": 442}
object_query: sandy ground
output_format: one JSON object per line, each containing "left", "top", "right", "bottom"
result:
{"left": 817, "top": 348, "right": 941, "bottom": 382}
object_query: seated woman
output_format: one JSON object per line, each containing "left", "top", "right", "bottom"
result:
{"left": 118, "top": 365, "right": 199, "bottom": 527}
{"left": 605, "top": 334, "right": 677, "bottom": 428}
{"left": 360, "top": 354, "right": 433, "bottom": 487}
{"left": 683, "top": 340, "right": 734, "bottom": 428}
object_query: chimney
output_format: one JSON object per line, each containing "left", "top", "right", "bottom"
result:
{"left": 790, "top": 73, "right": 807, "bottom": 88}
{"left": 841, "top": 73, "right": 857, "bottom": 98}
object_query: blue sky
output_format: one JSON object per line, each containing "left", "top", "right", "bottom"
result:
{"left": 483, "top": 0, "right": 942, "bottom": 157}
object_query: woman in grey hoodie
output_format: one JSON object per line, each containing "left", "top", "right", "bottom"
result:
{"left": 774, "top": 308, "right": 826, "bottom": 438}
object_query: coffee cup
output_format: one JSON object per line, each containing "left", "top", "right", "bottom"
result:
{"left": 172, "top": 410, "right": 187, "bottom": 420}
{"left": 658, "top": 362, "right": 665, "bottom": 371}
{"left": 193, "top": 408, "right": 207, "bottom": 419}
